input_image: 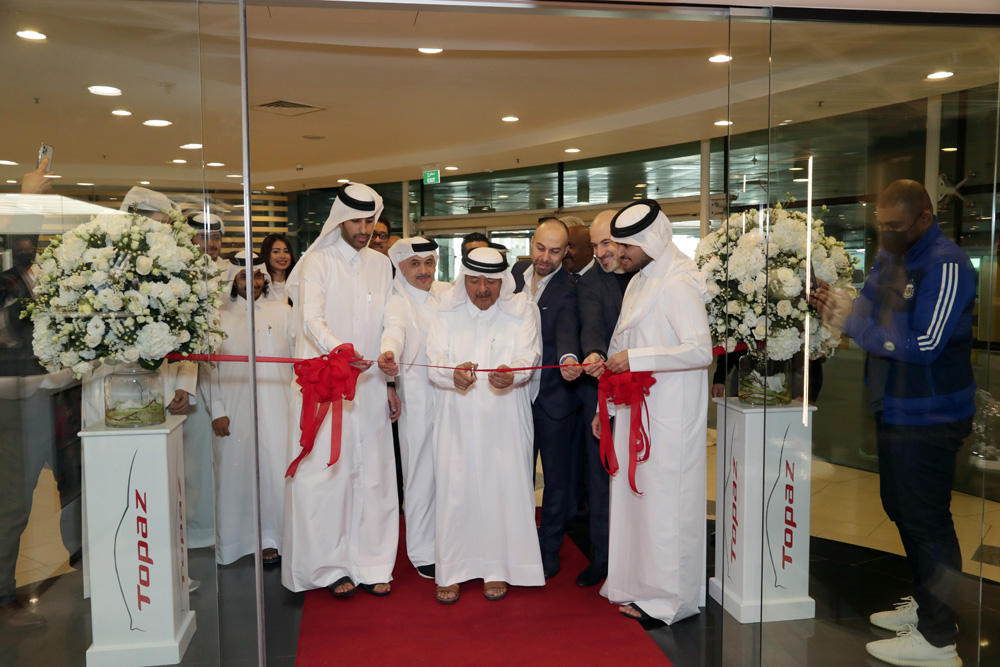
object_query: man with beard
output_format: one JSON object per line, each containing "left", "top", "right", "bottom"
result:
{"left": 588, "top": 199, "right": 711, "bottom": 624}
{"left": 427, "top": 247, "right": 543, "bottom": 603}
{"left": 377, "top": 237, "right": 450, "bottom": 580}
{"left": 812, "top": 180, "right": 975, "bottom": 667}
{"left": 209, "top": 253, "right": 292, "bottom": 566}
{"left": 369, "top": 219, "right": 392, "bottom": 255}
{"left": 282, "top": 182, "right": 399, "bottom": 598}
{"left": 512, "top": 219, "right": 580, "bottom": 579}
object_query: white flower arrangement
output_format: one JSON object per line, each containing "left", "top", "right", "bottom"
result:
{"left": 24, "top": 210, "right": 226, "bottom": 376}
{"left": 695, "top": 204, "right": 857, "bottom": 362}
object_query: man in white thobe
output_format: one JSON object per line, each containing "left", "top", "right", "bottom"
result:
{"left": 426, "top": 247, "right": 544, "bottom": 604}
{"left": 282, "top": 182, "right": 399, "bottom": 598}
{"left": 208, "top": 253, "right": 292, "bottom": 566}
{"left": 376, "top": 237, "right": 450, "bottom": 580}
{"left": 586, "top": 199, "right": 712, "bottom": 624}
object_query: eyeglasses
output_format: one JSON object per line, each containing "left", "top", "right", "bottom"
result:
{"left": 372, "top": 231, "right": 390, "bottom": 241}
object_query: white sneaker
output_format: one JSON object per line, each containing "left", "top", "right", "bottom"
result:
{"left": 866, "top": 624, "right": 962, "bottom": 667}
{"left": 871, "top": 596, "right": 919, "bottom": 631}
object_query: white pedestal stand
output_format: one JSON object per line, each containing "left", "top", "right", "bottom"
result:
{"left": 80, "top": 415, "right": 196, "bottom": 666}
{"left": 708, "top": 398, "right": 816, "bottom": 623}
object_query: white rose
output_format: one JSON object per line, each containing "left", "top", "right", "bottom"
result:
{"left": 776, "top": 300, "right": 792, "bottom": 318}
{"left": 136, "top": 256, "right": 154, "bottom": 275}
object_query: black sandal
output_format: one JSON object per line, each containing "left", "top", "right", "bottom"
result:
{"left": 358, "top": 582, "right": 391, "bottom": 597}
{"left": 619, "top": 603, "right": 651, "bottom": 621}
{"left": 328, "top": 576, "right": 357, "bottom": 599}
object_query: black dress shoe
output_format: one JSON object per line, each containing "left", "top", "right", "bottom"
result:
{"left": 542, "top": 552, "right": 560, "bottom": 579}
{"left": 575, "top": 562, "right": 607, "bottom": 587}
{"left": 416, "top": 564, "right": 436, "bottom": 580}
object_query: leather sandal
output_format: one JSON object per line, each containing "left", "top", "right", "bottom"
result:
{"left": 328, "top": 576, "right": 357, "bottom": 599}
{"left": 436, "top": 584, "right": 460, "bottom": 605}
{"left": 484, "top": 581, "right": 508, "bottom": 601}
{"left": 358, "top": 582, "right": 391, "bottom": 597}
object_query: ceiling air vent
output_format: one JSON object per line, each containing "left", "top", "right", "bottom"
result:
{"left": 251, "top": 100, "right": 326, "bottom": 117}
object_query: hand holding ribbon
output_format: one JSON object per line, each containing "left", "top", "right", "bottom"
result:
{"left": 597, "top": 369, "right": 657, "bottom": 495}
{"left": 285, "top": 343, "right": 363, "bottom": 478}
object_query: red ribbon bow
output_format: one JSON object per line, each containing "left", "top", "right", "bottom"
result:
{"left": 285, "top": 343, "right": 363, "bottom": 478}
{"left": 597, "top": 371, "right": 656, "bottom": 495}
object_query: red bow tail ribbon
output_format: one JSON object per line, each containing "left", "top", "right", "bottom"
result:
{"left": 285, "top": 344, "right": 362, "bottom": 478}
{"left": 596, "top": 371, "right": 656, "bottom": 494}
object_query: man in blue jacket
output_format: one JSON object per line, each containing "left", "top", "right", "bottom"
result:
{"left": 814, "top": 180, "right": 974, "bottom": 667}
{"left": 512, "top": 219, "right": 581, "bottom": 579}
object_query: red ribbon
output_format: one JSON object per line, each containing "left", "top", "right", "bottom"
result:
{"left": 284, "top": 344, "right": 362, "bottom": 478}
{"left": 597, "top": 371, "right": 657, "bottom": 495}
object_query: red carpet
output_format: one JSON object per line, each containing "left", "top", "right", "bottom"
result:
{"left": 295, "top": 519, "right": 671, "bottom": 666}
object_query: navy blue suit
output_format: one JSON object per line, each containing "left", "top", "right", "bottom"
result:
{"left": 512, "top": 260, "right": 581, "bottom": 557}
{"left": 574, "top": 264, "right": 629, "bottom": 567}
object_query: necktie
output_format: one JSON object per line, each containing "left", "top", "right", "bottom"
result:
{"left": 572, "top": 272, "right": 580, "bottom": 284}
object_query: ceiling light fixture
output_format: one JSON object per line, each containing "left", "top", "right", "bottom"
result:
{"left": 172, "top": 159, "right": 187, "bottom": 164}
{"left": 926, "top": 71, "right": 954, "bottom": 80}
{"left": 17, "top": 30, "right": 46, "bottom": 41}
{"left": 0, "top": 160, "right": 17, "bottom": 166}
{"left": 418, "top": 47, "right": 443, "bottom": 54}
{"left": 941, "top": 147, "right": 958, "bottom": 152}
{"left": 139, "top": 180, "right": 150, "bottom": 185}
{"left": 501, "top": 116, "right": 519, "bottom": 122}
{"left": 142, "top": 119, "right": 172, "bottom": 127}
{"left": 544, "top": 197, "right": 553, "bottom": 201}
{"left": 635, "top": 183, "right": 647, "bottom": 188}
{"left": 206, "top": 162, "right": 224, "bottom": 167}
{"left": 564, "top": 148, "right": 581, "bottom": 153}
{"left": 445, "top": 200, "right": 454, "bottom": 203}
{"left": 43, "top": 174, "right": 60, "bottom": 178}
{"left": 498, "top": 195, "right": 508, "bottom": 199}
{"left": 111, "top": 109, "right": 131, "bottom": 116}
{"left": 226, "top": 174, "right": 241, "bottom": 178}
{"left": 265, "top": 185, "right": 275, "bottom": 190}
{"left": 180, "top": 143, "right": 202, "bottom": 150}
{"left": 5, "top": 180, "right": 16, "bottom": 184}
{"left": 708, "top": 55, "right": 732, "bottom": 63}
{"left": 714, "top": 120, "right": 733, "bottom": 126}
{"left": 337, "top": 179, "right": 349, "bottom": 183}
{"left": 793, "top": 178, "right": 809, "bottom": 182}
{"left": 445, "top": 166, "right": 458, "bottom": 171}
{"left": 789, "top": 167, "right": 804, "bottom": 171}
{"left": 77, "top": 182, "right": 95, "bottom": 186}
{"left": 88, "top": 85, "right": 121, "bottom": 96}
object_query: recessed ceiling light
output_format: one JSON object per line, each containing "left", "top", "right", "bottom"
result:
{"left": 941, "top": 147, "right": 958, "bottom": 152}
{"left": 714, "top": 120, "right": 733, "bottom": 126}
{"left": 172, "top": 159, "right": 187, "bottom": 164}
{"left": 142, "top": 119, "right": 172, "bottom": 127}
{"left": 708, "top": 55, "right": 732, "bottom": 63}
{"left": 410, "top": 200, "right": 418, "bottom": 204}
{"left": 445, "top": 200, "right": 454, "bottom": 203}
{"left": 265, "top": 185, "right": 275, "bottom": 190}
{"left": 501, "top": 116, "right": 519, "bottom": 122}
{"left": 206, "top": 162, "right": 224, "bottom": 167}
{"left": 111, "top": 109, "right": 132, "bottom": 116}
{"left": 77, "top": 182, "right": 94, "bottom": 186}
{"left": 544, "top": 197, "right": 553, "bottom": 201}
{"left": 226, "top": 174, "right": 241, "bottom": 178}
{"left": 418, "top": 47, "right": 443, "bottom": 54}
{"left": 564, "top": 148, "right": 581, "bottom": 153}
{"left": 16, "top": 30, "right": 46, "bottom": 41}
{"left": 0, "top": 160, "right": 17, "bottom": 166}
{"left": 180, "top": 143, "right": 202, "bottom": 150}
{"left": 927, "top": 71, "right": 953, "bottom": 80}
{"left": 445, "top": 166, "right": 458, "bottom": 171}
{"left": 498, "top": 195, "right": 508, "bottom": 199}
{"left": 635, "top": 183, "right": 647, "bottom": 188}
{"left": 6, "top": 180, "right": 17, "bottom": 184}
{"left": 783, "top": 119, "right": 793, "bottom": 123}
{"left": 139, "top": 181, "right": 150, "bottom": 185}
{"left": 43, "top": 174, "right": 60, "bottom": 178}
{"left": 793, "top": 178, "right": 809, "bottom": 182}
{"left": 337, "top": 179, "right": 350, "bottom": 183}
{"left": 88, "top": 85, "right": 121, "bottom": 96}
{"left": 789, "top": 167, "right": 804, "bottom": 171}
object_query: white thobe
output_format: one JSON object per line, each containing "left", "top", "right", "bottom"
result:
{"left": 281, "top": 236, "right": 397, "bottom": 591}
{"left": 599, "top": 244, "right": 712, "bottom": 624}
{"left": 380, "top": 280, "right": 449, "bottom": 569}
{"left": 427, "top": 298, "right": 545, "bottom": 587}
{"left": 209, "top": 297, "right": 292, "bottom": 565}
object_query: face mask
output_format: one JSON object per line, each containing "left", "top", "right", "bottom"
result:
{"left": 12, "top": 252, "right": 34, "bottom": 268}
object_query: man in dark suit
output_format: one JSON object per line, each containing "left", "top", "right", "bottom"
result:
{"left": 512, "top": 219, "right": 580, "bottom": 579}
{"left": 570, "top": 211, "right": 635, "bottom": 586}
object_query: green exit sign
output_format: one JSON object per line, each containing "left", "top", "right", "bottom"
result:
{"left": 423, "top": 169, "right": 440, "bottom": 184}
